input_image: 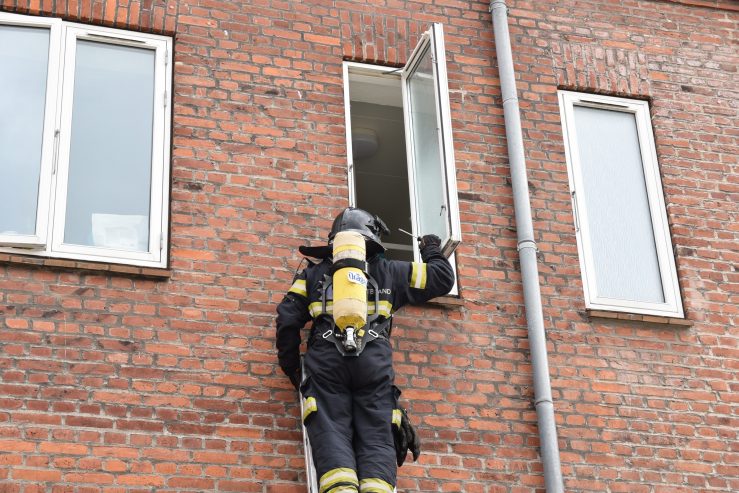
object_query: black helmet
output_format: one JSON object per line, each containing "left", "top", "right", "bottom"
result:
{"left": 329, "top": 207, "right": 390, "bottom": 251}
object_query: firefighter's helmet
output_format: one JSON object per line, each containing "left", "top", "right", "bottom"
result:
{"left": 329, "top": 207, "right": 389, "bottom": 252}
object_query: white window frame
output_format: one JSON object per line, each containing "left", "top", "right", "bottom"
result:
{"left": 401, "top": 23, "right": 461, "bottom": 260}
{"left": 558, "top": 90, "right": 683, "bottom": 317}
{"left": 0, "top": 14, "right": 61, "bottom": 248}
{"left": 342, "top": 23, "right": 461, "bottom": 261}
{"left": 0, "top": 12, "right": 172, "bottom": 268}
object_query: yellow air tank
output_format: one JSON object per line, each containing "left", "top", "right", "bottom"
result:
{"left": 332, "top": 231, "right": 368, "bottom": 351}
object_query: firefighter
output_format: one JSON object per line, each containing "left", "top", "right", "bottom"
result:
{"left": 276, "top": 207, "right": 455, "bottom": 493}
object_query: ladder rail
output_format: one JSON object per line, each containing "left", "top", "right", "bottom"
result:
{"left": 299, "top": 394, "right": 319, "bottom": 492}
{"left": 300, "top": 359, "right": 319, "bottom": 492}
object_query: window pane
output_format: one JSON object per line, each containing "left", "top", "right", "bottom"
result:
{"left": 351, "top": 101, "right": 413, "bottom": 261}
{"left": 407, "top": 45, "right": 449, "bottom": 241}
{"left": 0, "top": 25, "right": 49, "bottom": 236}
{"left": 573, "top": 105, "right": 664, "bottom": 303}
{"left": 64, "top": 40, "right": 154, "bottom": 251}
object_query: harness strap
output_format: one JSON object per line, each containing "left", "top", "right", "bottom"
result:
{"left": 328, "top": 258, "right": 368, "bottom": 275}
{"left": 314, "top": 317, "right": 392, "bottom": 357}
{"left": 314, "top": 268, "right": 387, "bottom": 357}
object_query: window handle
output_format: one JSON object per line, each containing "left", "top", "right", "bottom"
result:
{"left": 52, "top": 129, "right": 61, "bottom": 174}
{"left": 571, "top": 191, "right": 580, "bottom": 232}
{"left": 440, "top": 204, "right": 446, "bottom": 216}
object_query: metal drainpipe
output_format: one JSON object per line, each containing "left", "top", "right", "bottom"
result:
{"left": 489, "top": 1, "right": 565, "bottom": 492}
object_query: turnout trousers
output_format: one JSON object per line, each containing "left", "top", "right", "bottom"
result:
{"left": 301, "top": 337, "right": 396, "bottom": 493}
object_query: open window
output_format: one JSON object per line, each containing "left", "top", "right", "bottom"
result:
{"left": 0, "top": 12, "right": 172, "bottom": 268}
{"left": 343, "top": 23, "right": 461, "bottom": 264}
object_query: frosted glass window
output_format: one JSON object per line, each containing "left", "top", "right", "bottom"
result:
{"left": 0, "top": 25, "right": 49, "bottom": 235}
{"left": 572, "top": 106, "right": 664, "bottom": 303}
{"left": 64, "top": 41, "right": 154, "bottom": 251}
{"left": 558, "top": 90, "right": 683, "bottom": 317}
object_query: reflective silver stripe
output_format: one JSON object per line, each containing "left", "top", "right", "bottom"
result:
{"left": 411, "top": 262, "right": 427, "bottom": 289}
{"left": 359, "top": 477, "right": 394, "bottom": 493}
{"left": 392, "top": 409, "right": 402, "bottom": 428}
{"left": 309, "top": 300, "right": 392, "bottom": 320}
{"left": 320, "top": 468, "right": 358, "bottom": 493}
{"left": 309, "top": 300, "right": 392, "bottom": 318}
{"left": 309, "top": 301, "right": 333, "bottom": 318}
{"left": 302, "top": 396, "right": 317, "bottom": 423}
{"left": 289, "top": 279, "right": 307, "bottom": 297}
{"left": 368, "top": 300, "right": 393, "bottom": 317}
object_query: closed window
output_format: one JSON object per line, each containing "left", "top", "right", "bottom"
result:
{"left": 558, "top": 91, "right": 683, "bottom": 317}
{"left": 0, "top": 12, "right": 172, "bottom": 268}
{"left": 343, "top": 23, "right": 461, "bottom": 264}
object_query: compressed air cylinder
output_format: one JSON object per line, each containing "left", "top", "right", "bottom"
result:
{"left": 332, "top": 231, "right": 368, "bottom": 333}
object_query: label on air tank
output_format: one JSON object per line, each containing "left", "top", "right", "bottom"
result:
{"left": 347, "top": 271, "right": 367, "bottom": 286}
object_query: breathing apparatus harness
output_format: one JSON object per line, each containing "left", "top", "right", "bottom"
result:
{"left": 301, "top": 207, "right": 393, "bottom": 357}
{"left": 316, "top": 264, "right": 392, "bottom": 357}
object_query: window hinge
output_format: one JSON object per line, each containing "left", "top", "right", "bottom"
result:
{"left": 163, "top": 90, "right": 168, "bottom": 108}
{"left": 160, "top": 235, "right": 164, "bottom": 250}
{"left": 164, "top": 48, "right": 169, "bottom": 66}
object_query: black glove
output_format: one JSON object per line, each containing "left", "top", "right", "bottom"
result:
{"left": 418, "top": 234, "right": 441, "bottom": 250}
{"left": 284, "top": 366, "right": 301, "bottom": 391}
{"left": 418, "top": 234, "right": 442, "bottom": 262}
{"left": 393, "top": 407, "right": 421, "bottom": 467}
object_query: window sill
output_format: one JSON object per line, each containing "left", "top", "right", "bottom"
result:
{"left": 587, "top": 309, "right": 691, "bottom": 327}
{"left": 427, "top": 295, "right": 464, "bottom": 307}
{"left": 0, "top": 252, "right": 171, "bottom": 279}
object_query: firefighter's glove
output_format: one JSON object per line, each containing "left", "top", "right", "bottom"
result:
{"left": 393, "top": 407, "right": 421, "bottom": 467}
{"left": 419, "top": 234, "right": 442, "bottom": 261}
{"left": 284, "top": 366, "right": 301, "bottom": 391}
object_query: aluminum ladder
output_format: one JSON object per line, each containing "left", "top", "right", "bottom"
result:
{"left": 299, "top": 385, "right": 320, "bottom": 492}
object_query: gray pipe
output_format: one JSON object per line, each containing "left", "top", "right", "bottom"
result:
{"left": 489, "top": 2, "right": 564, "bottom": 492}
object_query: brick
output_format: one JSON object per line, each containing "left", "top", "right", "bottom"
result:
{"left": 13, "top": 469, "right": 62, "bottom": 481}
{"left": 0, "top": 1, "right": 736, "bottom": 492}
{"left": 39, "top": 442, "right": 88, "bottom": 455}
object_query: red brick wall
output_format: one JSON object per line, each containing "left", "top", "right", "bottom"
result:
{"left": 0, "top": 1, "right": 736, "bottom": 492}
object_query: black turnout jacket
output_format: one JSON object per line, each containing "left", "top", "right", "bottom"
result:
{"left": 276, "top": 242, "right": 455, "bottom": 376}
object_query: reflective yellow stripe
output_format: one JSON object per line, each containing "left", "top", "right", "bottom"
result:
{"left": 309, "top": 301, "right": 333, "bottom": 318}
{"left": 410, "top": 262, "right": 427, "bottom": 289}
{"left": 333, "top": 243, "right": 365, "bottom": 255}
{"left": 320, "top": 468, "right": 358, "bottom": 493}
{"left": 392, "top": 409, "right": 402, "bottom": 428}
{"left": 302, "top": 396, "right": 317, "bottom": 423}
{"left": 359, "top": 477, "right": 394, "bottom": 493}
{"left": 288, "top": 279, "right": 307, "bottom": 297}
{"left": 311, "top": 300, "right": 392, "bottom": 320}
{"left": 367, "top": 300, "right": 393, "bottom": 317}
